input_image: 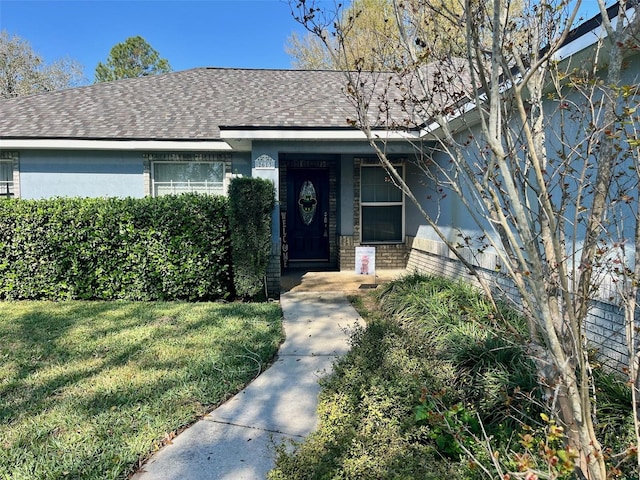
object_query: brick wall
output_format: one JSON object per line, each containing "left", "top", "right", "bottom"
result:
{"left": 265, "top": 242, "right": 281, "bottom": 299}
{"left": 407, "top": 236, "right": 636, "bottom": 372}
{"left": 339, "top": 157, "right": 408, "bottom": 271}
{"left": 338, "top": 236, "right": 408, "bottom": 271}
{"left": 587, "top": 302, "right": 631, "bottom": 371}
{"left": 406, "top": 236, "right": 520, "bottom": 300}
{"left": 338, "top": 235, "right": 356, "bottom": 270}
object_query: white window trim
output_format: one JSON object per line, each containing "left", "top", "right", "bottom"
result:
{"left": 151, "top": 160, "right": 225, "bottom": 197}
{"left": 360, "top": 162, "right": 405, "bottom": 244}
{"left": 143, "top": 153, "right": 231, "bottom": 198}
{"left": 0, "top": 151, "right": 19, "bottom": 199}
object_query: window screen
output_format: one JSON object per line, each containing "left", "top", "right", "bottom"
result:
{"left": 153, "top": 162, "right": 224, "bottom": 196}
{"left": 0, "top": 161, "right": 13, "bottom": 198}
{"left": 360, "top": 165, "right": 404, "bottom": 243}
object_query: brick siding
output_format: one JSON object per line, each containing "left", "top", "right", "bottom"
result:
{"left": 407, "top": 236, "right": 636, "bottom": 372}
{"left": 340, "top": 157, "right": 408, "bottom": 271}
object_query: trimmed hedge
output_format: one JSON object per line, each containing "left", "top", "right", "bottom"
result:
{"left": 228, "top": 177, "right": 275, "bottom": 299}
{"left": 0, "top": 194, "right": 232, "bottom": 301}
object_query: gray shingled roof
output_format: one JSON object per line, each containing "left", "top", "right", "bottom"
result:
{"left": 0, "top": 65, "right": 477, "bottom": 142}
{"left": 0, "top": 68, "right": 359, "bottom": 141}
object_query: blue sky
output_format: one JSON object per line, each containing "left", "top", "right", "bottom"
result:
{"left": 0, "top": 0, "right": 610, "bottom": 85}
{"left": 0, "top": 0, "right": 311, "bottom": 82}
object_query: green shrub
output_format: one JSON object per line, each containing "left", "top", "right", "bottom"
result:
{"left": 271, "top": 274, "right": 637, "bottom": 479}
{"left": 228, "top": 177, "right": 275, "bottom": 299}
{"left": 0, "top": 194, "right": 232, "bottom": 301}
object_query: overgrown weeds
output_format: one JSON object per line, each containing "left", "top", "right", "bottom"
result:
{"left": 269, "top": 273, "right": 636, "bottom": 479}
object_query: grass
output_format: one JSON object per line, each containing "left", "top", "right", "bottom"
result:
{"left": 0, "top": 300, "right": 283, "bottom": 480}
{"left": 269, "top": 273, "right": 636, "bottom": 480}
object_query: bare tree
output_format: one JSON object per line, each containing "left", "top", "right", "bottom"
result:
{"left": 0, "top": 30, "right": 84, "bottom": 98}
{"left": 292, "top": 0, "right": 640, "bottom": 478}
{"left": 287, "top": 0, "right": 467, "bottom": 70}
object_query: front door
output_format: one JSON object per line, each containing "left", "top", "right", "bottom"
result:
{"left": 287, "top": 169, "right": 330, "bottom": 262}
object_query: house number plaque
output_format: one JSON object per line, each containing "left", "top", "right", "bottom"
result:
{"left": 255, "top": 154, "right": 275, "bottom": 169}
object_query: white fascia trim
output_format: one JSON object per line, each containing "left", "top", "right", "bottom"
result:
{"left": 419, "top": 92, "right": 485, "bottom": 139}
{"left": 554, "top": 8, "right": 635, "bottom": 61}
{"left": 0, "top": 139, "right": 233, "bottom": 151}
{"left": 419, "top": 76, "right": 519, "bottom": 138}
{"left": 219, "top": 129, "right": 419, "bottom": 141}
{"left": 418, "top": 9, "right": 634, "bottom": 139}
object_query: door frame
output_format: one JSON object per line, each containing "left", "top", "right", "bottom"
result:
{"left": 279, "top": 155, "right": 338, "bottom": 270}
{"left": 286, "top": 167, "right": 330, "bottom": 263}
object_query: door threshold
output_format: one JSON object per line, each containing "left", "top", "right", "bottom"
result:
{"left": 290, "top": 259, "right": 330, "bottom": 263}
{"left": 285, "top": 261, "right": 336, "bottom": 271}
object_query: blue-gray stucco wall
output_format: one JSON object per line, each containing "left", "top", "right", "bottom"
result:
{"left": 18, "top": 150, "right": 144, "bottom": 199}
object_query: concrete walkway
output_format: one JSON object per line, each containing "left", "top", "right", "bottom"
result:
{"left": 133, "top": 290, "right": 365, "bottom": 480}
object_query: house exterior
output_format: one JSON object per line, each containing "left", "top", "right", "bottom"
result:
{"left": 0, "top": 9, "right": 632, "bottom": 286}
{"left": 3, "top": 4, "right": 638, "bottom": 369}
{"left": 0, "top": 68, "right": 427, "bottom": 295}
{"left": 0, "top": 5, "right": 637, "bottom": 369}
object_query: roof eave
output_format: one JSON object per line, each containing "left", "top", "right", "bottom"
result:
{"left": 418, "top": 5, "right": 637, "bottom": 141}
{"left": 0, "top": 138, "right": 234, "bottom": 151}
{"left": 219, "top": 127, "right": 420, "bottom": 142}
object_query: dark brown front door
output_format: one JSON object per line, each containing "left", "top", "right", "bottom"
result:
{"left": 287, "top": 169, "right": 330, "bottom": 262}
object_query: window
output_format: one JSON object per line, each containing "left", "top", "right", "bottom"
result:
{"left": 0, "top": 161, "right": 13, "bottom": 198}
{"left": 360, "top": 164, "right": 404, "bottom": 243}
{"left": 152, "top": 161, "right": 224, "bottom": 196}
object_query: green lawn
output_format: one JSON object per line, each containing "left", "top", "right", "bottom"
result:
{"left": 0, "top": 300, "right": 283, "bottom": 480}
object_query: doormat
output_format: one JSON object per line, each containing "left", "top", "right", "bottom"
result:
{"left": 359, "top": 284, "right": 378, "bottom": 289}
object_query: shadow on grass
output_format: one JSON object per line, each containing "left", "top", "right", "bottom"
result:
{"left": 0, "top": 300, "right": 283, "bottom": 480}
